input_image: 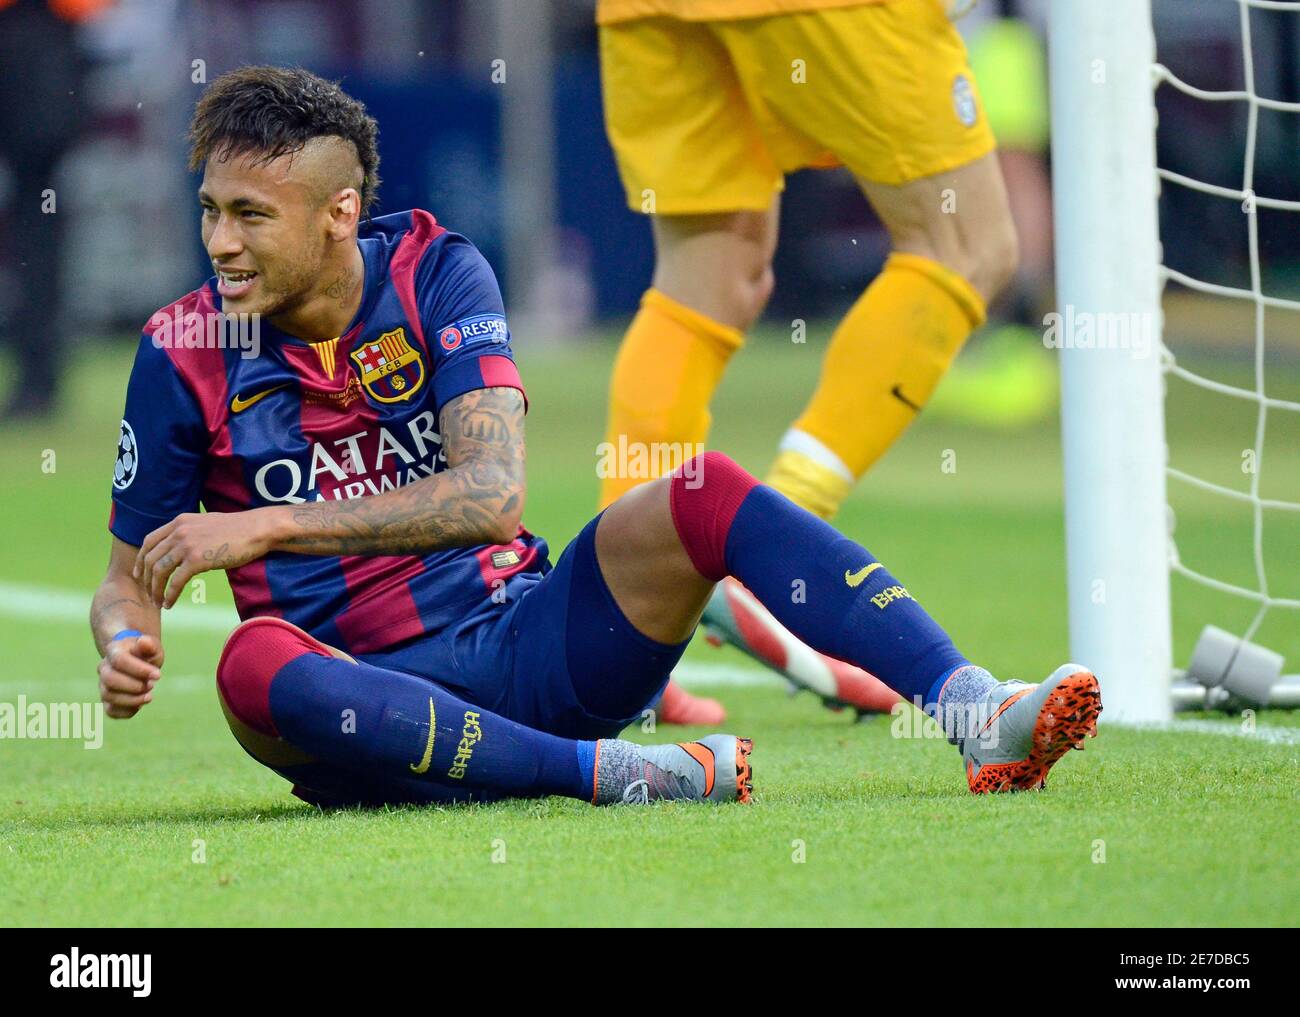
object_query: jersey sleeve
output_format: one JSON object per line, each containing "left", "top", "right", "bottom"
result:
{"left": 416, "top": 235, "right": 526, "bottom": 417}
{"left": 108, "top": 334, "right": 209, "bottom": 547}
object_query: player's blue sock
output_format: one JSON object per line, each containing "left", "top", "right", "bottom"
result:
{"left": 270, "top": 655, "right": 596, "bottom": 799}
{"left": 217, "top": 620, "right": 596, "bottom": 802}
{"left": 671, "top": 453, "right": 975, "bottom": 708}
{"left": 575, "top": 739, "right": 597, "bottom": 786}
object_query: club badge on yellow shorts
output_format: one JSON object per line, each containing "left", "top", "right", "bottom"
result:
{"left": 350, "top": 327, "right": 426, "bottom": 403}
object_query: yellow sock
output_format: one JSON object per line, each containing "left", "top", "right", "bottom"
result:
{"left": 766, "top": 252, "right": 986, "bottom": 518}
{"left": 598, "top": 289, "right": 744, "bottom": 509}
{"left": 765, "top": 439, "right": 855, "bottom": 520}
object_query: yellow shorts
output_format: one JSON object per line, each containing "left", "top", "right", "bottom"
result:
{"left": 600, "top": 0, "right": 997, "bottom": 213}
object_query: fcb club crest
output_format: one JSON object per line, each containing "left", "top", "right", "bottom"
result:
{"left": 350, "top": 327, "right": 426, "bottom": 403}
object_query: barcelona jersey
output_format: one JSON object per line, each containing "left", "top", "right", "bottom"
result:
{"left": 109, "top": 210, "right": 547, "bottom": 656}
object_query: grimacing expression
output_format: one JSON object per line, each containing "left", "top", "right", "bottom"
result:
{"left": 198, "top": 148, "right": 337, "bottom": 320}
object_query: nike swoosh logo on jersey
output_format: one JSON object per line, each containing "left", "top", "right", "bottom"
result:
{"left": 845, "top": 562, "right": 884, "bottom": 588}
{"left": 230, "top": 384, "right": 289, "bottom": 413}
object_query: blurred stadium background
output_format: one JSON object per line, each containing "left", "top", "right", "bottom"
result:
{"left": 3, "top": 0, "right": 1298, "bottom": 343}
{"left": 0, "top": 0, "right": 1296, "bottom": 926}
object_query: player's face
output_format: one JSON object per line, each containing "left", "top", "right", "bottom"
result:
{"left": 198, "top": 152, "right": 330, "bottom": 318}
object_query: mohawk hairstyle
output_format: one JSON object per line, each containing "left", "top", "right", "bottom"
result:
{"left": 188, "top": 66, "right": 381, "bottom": 215}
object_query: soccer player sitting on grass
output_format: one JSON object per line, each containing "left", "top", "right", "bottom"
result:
{"left": 89, "top": 68, "right": 1099, "bottom": 806}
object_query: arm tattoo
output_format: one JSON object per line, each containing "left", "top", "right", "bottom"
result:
{"left": 90, "top": 585, "right": 156, "bottom": 656}
{"left": 202, "top": 543, "right": 243, "bottom": 569}
{"left": 282, "top": 387, "right": 526, "bottom": 556}
{"left": 90, "top": 595, "right": 145, "bottom": 630}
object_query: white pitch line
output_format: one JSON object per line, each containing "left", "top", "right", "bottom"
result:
{"left": 1143, "top": 719, "right": 1300, "bottom": 746}
{"left": 0, "top": 674, "right": 209, "bottom": 695}
{"left": 671, "top": 663, "right": 769, "bottom": 687}
{"left": 0, "top": 579, "right": 770, "bottom": 684}
{"left": 0, "top": 579, "right": 237, "bottom": 632}
{"left": 2, "top": 580, "right": 1296, "bottom": 733}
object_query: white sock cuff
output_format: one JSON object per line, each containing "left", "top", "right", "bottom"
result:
{"left": 776, "top": 429, "right": 855, "bottom": 484}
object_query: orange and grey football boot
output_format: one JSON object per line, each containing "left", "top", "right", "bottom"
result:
{"left": 592, "top": 734, "right": 753, "bottom": 805}
{"left": 959, "top": 664, "right": 1102, "bottom": 793}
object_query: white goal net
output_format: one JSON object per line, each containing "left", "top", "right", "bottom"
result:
{"left": 1050, "top": 0, "right": 1300, "bottom": 722}
{"left": 1154, "top": 1, "right": 1300, "bottom": 662}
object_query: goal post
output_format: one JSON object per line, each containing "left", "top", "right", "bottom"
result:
{"left": 1049, "top": 0, "right": 1173, "bottom": 723}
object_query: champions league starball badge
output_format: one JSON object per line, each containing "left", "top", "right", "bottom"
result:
{"left": 113, "top": 419, "right": 138, "bottom": 490}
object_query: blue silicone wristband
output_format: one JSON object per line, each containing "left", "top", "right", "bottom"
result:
{"left": 111, "top": 629, "right": 144, "bottom": 642}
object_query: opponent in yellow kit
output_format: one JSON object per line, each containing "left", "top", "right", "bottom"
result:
{"left": 595, "top": 0, "right": 1018, "bottom": 723}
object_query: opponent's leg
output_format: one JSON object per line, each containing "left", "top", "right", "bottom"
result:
{"left": 596, "top": 13, "right": 780, "bottom": 508}
{"left": 599, "top": 209, "right": 778, "bottom": 725}
{"left": 216, "top": 617, "right": 750, "bottom": 805}
{"left": 767, "top": 153, "right": 1018, "bottom": 519}
{"left": 596, "top": 453, "right": 1101, "bottom": 792}
{"left": 861, "top": 152, "right": 1019, "bottom": 305}
{"left": 598, "top": 207, "right": 776, "bottom": 511}
{"left": 721, "top": 157, "right": 1014, "bottom": 704}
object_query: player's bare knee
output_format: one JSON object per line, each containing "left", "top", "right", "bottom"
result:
{"left": 920, "top": 220, "right": 1017, "bottom": 308}
{"left": 653, "top": 207, "right": 777, "bottom": 329}
{"left": 725, "top": 205, "right": 780, "bottom": 258}
{"left": 748, "top": 263, "right": 776, "bottom": 322}
{"left": 725, "top": 262, "right": 774, "bottom": 330}
{"left": 968, "top": 215, "right": 1020, "bottom": 304}
{"left": 602, "top": 473, "right": 673, "bottom": 527}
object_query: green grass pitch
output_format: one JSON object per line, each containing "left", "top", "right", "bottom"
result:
{"left": 0, "top": 332, "right": 1296, "bottom": 926}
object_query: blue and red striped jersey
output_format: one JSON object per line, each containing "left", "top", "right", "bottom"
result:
{"left": 109, "top": 209, "right": 548, "bottom": 655}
